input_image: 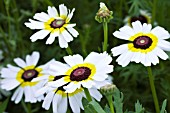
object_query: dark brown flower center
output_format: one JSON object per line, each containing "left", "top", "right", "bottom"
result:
{"left": 130, "top": 15, "right": 148, "bottom": 24}
{"left": 22, "top": 69, "right": 38, "bottom": 82}
{"left": 133, "top": 36, "right": 152, "bottom": 49}
{"left": 70, "top": 67, "right": 91, "bottom": 81}
{"left": 50, "top": 19, "right": 65, "bottom": 28}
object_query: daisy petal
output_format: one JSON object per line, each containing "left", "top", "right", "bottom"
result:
{"left": 46, "top": 32, "right": 59, "bottom": 44}
{"left": 69, "top": 96, "right": 81, "bottom": 113}
{"left": 111, "top": 44, "right": 128, "bottom": 56}
{"left": 24, "top": 19, "right": 44, "bottom": 29}
{"left": 52, "top": 94, "right": 62, "bottom": 113}
{"left": 30, "top": 30, "right": 50, "bottom": 42}
{"left": 119, "top": 25, "right": 135, "bottom": 37}
{"left": 14, "top": 87, "right": 24, "bottom": 104}
{"left": 113, "top": 31, "right": 130, "bottom": 40}
{"left": 61, "top": 28, "right": 73, "bottom": 42}
{"left": 153, "top": 47, "right": 169, "bottom": 60}
{"left": 59, "top": 4, "right": 68, "bottom": 17}
{"left": 1, "top": 79, "right": 20, "bottom": 91}
{"left": 151, "top": 26, "right": 170, "bottom": 39}
{"left": 63, "top": 54, "right": 83, "bottom": 67}
{"left": 58, "top": 97, "right": 68, "bottom": 113}
{"left": 14, "top": 58, "right": 27, "bottom": 68}
{"left": 58, "top": 34, "right": 68, "bottom": 48}
{"left": 89, "top": 88, "right": 102, "bottom": 101}
{"left": 42, "top": 92, "right": 55, "bottom": 110}
{"left": 26, "top": 51, "right": 40, "bottom": 66}
{"left": 132, "top": 21, "right": 143, "bottom": 33}
{"left": 142, "top": 23, "right": 152, "bottom": 33}
{"left": 67, "top": 27, "right": 79, "bottom": 37}
{"left": 47, "top": 6, "right": 59, "bottom": 17}
{"left": 158, "top": 40, "right": 170, "bottom": 51}
{"left": 33, "top": 12, "right": 50, "bottom": 22}
{"left": 66, "top": 8, "right": 75, "bottom": 23}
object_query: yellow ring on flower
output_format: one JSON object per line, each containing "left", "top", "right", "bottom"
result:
{"left": 64, "top": 63, "right": 96, "bottom": 83}
{"left": 128, "top": 32, "right": 158, "bottom": 54}
{"left": 16, "top": 65, "right": 43, "bottom": 87}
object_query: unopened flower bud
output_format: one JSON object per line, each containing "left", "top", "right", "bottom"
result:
{"left": 100, "top": 84, "right": 116, "bottom": 96}
{"left": 95, "top": 2, "right": 113, "bottom": 23}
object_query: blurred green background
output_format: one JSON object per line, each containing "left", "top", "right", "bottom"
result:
{"left": 0, "top": 0, "right": 170, "bottom": 113}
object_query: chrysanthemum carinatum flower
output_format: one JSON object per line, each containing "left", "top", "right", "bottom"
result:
{"left": 47, "top": 52, "right": 113, "bottom": 93}
{"left": 35, "top": 74, "right": 102, "bottom": 113}
{"left": 0, "top": 51, "right": 51, "bottom": 103}
{"left": 124, "top": 10, "right": 151, "bottom": 26}
{"left": 111, "top": 21, "right": 170, "bottom": 67}
{"left": 25, "top": 4, "right": 79, "bottom": 48}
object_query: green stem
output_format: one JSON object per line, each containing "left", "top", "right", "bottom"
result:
{"left": 21, "top": 100, "right": 32, "bottom": 113}
{"left": 84, "top": 88, "right": 92, "bottom": 102}
{"left": 102, "top": 21, "right": 108, "bottom": 52}
{"left": 66, "top": 46, "right": 73, "bottom": 55}
{"left": 147, "top": 66, "right": 160, "bottom": 113}
{"left": 152, "top": 0, "right": 157, "bottom": 25}
{"left": 27, "top": 103, "right": 32, "bottom": 113}
{"left": 106, "top": 95, "right": 115, "bottom": 113}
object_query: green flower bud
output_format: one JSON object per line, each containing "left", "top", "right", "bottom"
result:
{"left": 100, "top": 84, "right": 116, "bottom": 96}
{"left": 95, "top": 2, "right": 113, "bottom": 23}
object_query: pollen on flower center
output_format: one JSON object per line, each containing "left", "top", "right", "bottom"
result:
{"left": 22, "top": 69, "right": 38, "bottom": 81}
{"left": 130, "top": 15, "right": 148, "bottom": 24}
{"left": 70, "top": 67, "right": 91, "bottom": 81}
{"left": 50, "top": 19, "right": 65, "bottom": 28}
{"left": 133, "top": 36, "right": 153, "bottom": 49}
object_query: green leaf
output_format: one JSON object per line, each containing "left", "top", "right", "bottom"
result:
{"left": 104, "top": 104, "right": 111, "bottom": 113}
{"left": 89, "top": 100, "right": 106, "bottom": 113}
{"left": 160, "top": 99, "right": 167, "bottom": 113}
{"left": 113, "top": 88, "right": 123, "bottom": 113}
{"left": 82, "top": 98, "right": 97, "bottom": 113}
{"left": 135, "top": 100, "right": 144, "bottom": 113}
{"left": 0, "top": 97, "right": 10, "bottom": 113}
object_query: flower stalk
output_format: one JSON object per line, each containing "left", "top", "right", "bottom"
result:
{"left": 106, "top": 95, "right": 115, "bottom": 113}
{"left": 66, "top": 46, "right": 73, "bottom": 55}
{"left": 147, "top": 66, "right": 160, "bottom": 113}
{"left": 103, "top": 21, "right": 108, "bottom": 52}
{"left": 84, "top": 88, "right": 92, "bottom": 102}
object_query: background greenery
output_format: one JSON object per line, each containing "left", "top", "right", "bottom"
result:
{"left": 0, "top": 0, "right": 170, "bottom": 113}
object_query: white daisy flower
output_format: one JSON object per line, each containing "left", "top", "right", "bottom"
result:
{"left": 47, "top": 52, "right": 113, "bottom": 93}
{"left": 0, "top": 51, "right": 51, "bottom": 103}
{"left": 124, "top": 10, "right": 151, "bottom": 26}
{"left": 24, "top": 4, "right": 79, "bottom": 48}
{"left": 35, "top": 74, "right": 103, "bottom": 113}
{"left": 111, "top": 21, "right": 170, "bottom": 67}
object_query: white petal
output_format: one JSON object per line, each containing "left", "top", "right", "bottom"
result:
{"left": 66, "top": 8, "right": 75, "bottom": 23}
{"left": 147, "top": 52, "right": 159, "bottom": 65}
{"left": 26, "top": 51, "right": 40, "bottom": 66}
{"left": 47, "top": 6, "right": 59, "bottom": 17}
{"left": 1, "top": 68, "right": 18, "bottom": 78}
{"left": 61, "top": 29, "right": 73, "bottom": 42}
{"left": 63, "top": 54, "right": 83, "bottom": 67}
{"left": 67, "top": 27, "right": 79, "bottom": 37}
{"left": 52, "top": 94, "right": 62, "bottom": 113}
{"left": 131, "top": 21, "right": 143, "bottom": 33}
{"left": 153, "top": 47, "right": 169, "bottom": 60}
{"left": 116, "top": 51, "right": 133, "bottom": 67}
{"left": 82, "top": 80, "right": 94, "bottom": 89}
{"left": 113, "top": 31, "right": 130, "bottom": 40}
{"left": 24, "top": 19, "right": 44, "bottom": 29}
{"left": 131, "top": 52, "right": 141, "bottom": 63}
{"left": 46, "top": 32, "right": 58, "bottom": 44}
{"left": 11, "top": 87, "right": 21, "bottom": 101}
{"left": 14, "top": 58, "right": 27, "bottom": 68}
{"left": 42, "top": 92, "right": 55, "bottom": 110}
{"left": 59, "top": 4, "right": 68, "bottom": 17}
{"left": 30, "top": 30, "right": 50, "bottom": 42}
{"left": 69, "top": 96, "right": 81, "bottom": 113}
{"left": 1, "top": 79, "right": 20, "bottom": 91}
{"left": 119, "top": 25, "right": 135, "bottom": 37}
{"left": 92, "top": 73, "right": 108, "bottom": 81}
{"left": 64, "top": 24, "right": 76, "bottom": 28}
{"left": 158, "top": 40, "right": 170, "bottom": 51}
{"left": 35, "top": 86, "right": 49, "bottom": 97}
{"left": 14, "top": 87, "right": 24, "bottom": 104}
{"left": 142, "top": 23, "right": 152, "bottom": 33}
{"left": 151, "top": 26, "right": 170, "bottom": 39}
{"left": 24, "top": 86, "right": 32, "bottom": 102}
{"left": 33, "top": 12, "right": 50, "bottom": 22}
{"left": 7, "top": 64, "right": 21, "bottom": 72}
{"left": 64, "top": 82, "right": 80, "bottom": 93}
{"left": 48, "top": 78, "right": 67, "bottom": 88}
{"left": 111, "top": 44, "right": 128, "bottom": 56}
{"left": 141, "top": 54, "right": 151, "bottom": 66}
{"left": 58, "top": 97, "right": 68, "bottom": 113}
{"left": 58, "top": 34, "right": 68, "bottom": 48}
{"left": 93, "top": 80, "right": 110, "bottom": 89}
{"left": 89, "top": 88, "right": 102, "bottom": 101}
